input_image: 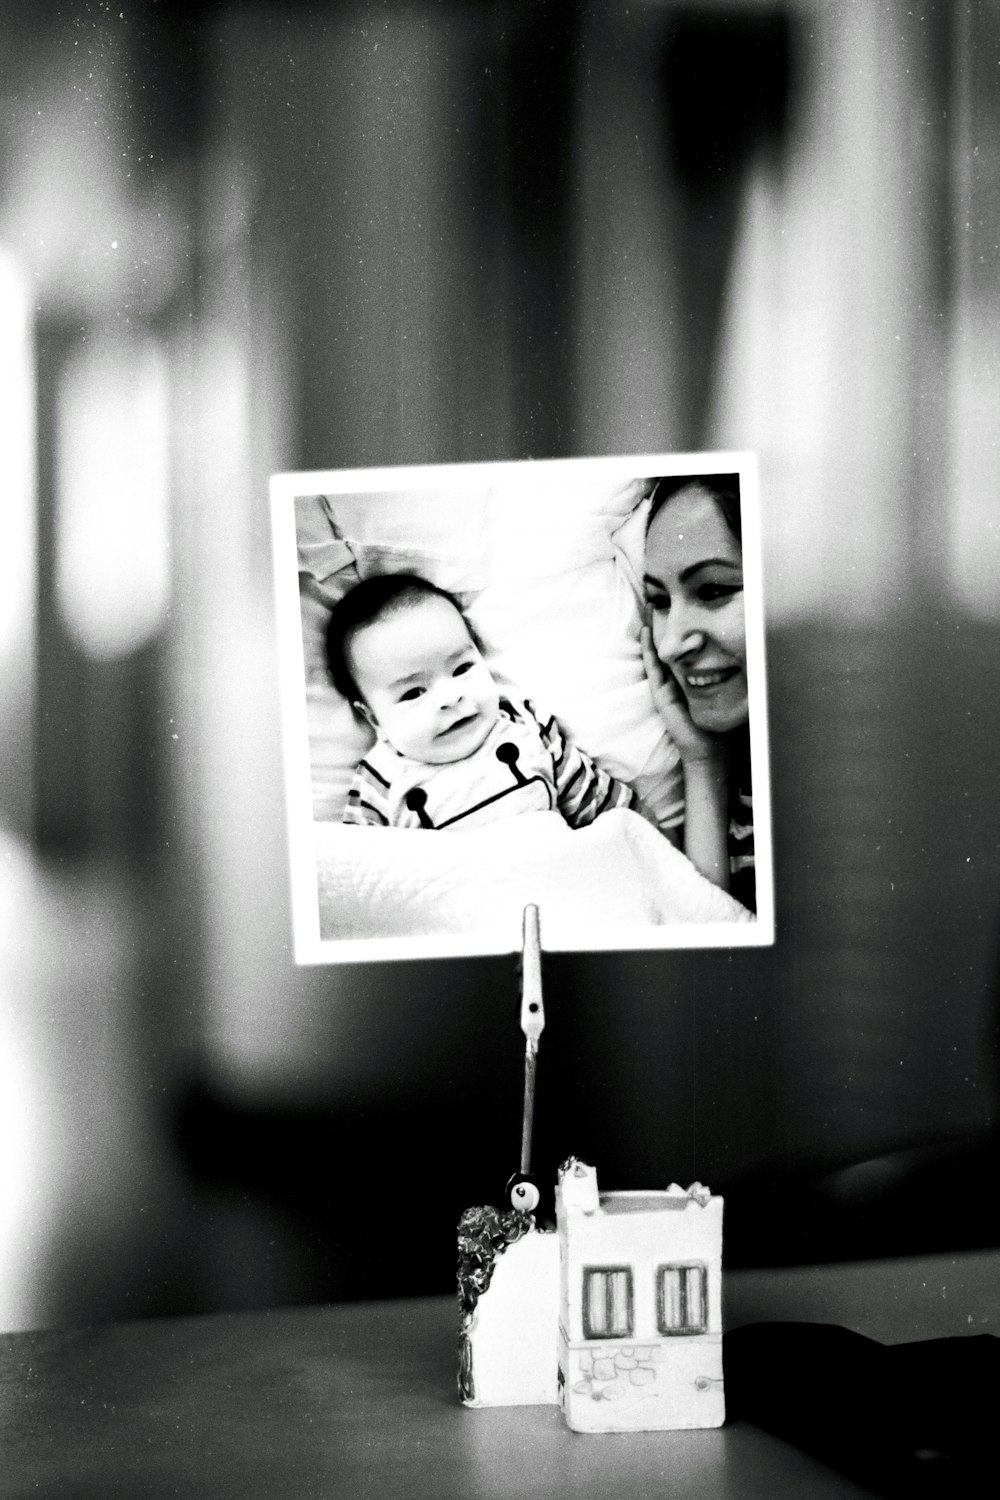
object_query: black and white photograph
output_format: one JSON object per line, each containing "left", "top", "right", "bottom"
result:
{"left": 5, "top": 4, "right": 1000, "bottom": 1496}
{"left": 272, "top": 455, "right": 772, "bottom": 961}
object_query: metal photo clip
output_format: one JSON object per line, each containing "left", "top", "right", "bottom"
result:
{"left": 519, "top": 904, "right": 544, "bottom": 1177}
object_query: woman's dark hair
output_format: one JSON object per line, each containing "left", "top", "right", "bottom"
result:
{"left": 647, "top": 473, "right": 742, "bottom": 544}
{"left": 324, "top": 572, "right": 472, "bottom": 705}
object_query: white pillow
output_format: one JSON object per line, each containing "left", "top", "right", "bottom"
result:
{"left": 316, "top": 488, "right": 492, "bottom": 593}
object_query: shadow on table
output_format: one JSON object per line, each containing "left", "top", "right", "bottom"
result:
{"left": 725, "top": 1320, "right": 1000, "bottom": 1499}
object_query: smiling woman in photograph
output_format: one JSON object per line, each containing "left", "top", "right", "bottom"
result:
{"left": 640, "top": 474, "right": 755, "bottom": 912}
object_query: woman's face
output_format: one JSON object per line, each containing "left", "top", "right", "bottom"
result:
{"left": 643, "top": 484, "right": 747, "bottom": 733}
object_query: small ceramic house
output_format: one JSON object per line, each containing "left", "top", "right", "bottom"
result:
{"left": 458, "top": 1157, "right": 724, "bottom": 1433}
{"left": 557, "top": 1158, "right": 724, "bottom": 1432}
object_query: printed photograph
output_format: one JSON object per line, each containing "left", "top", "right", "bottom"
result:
{"left": 271, "top": 454, "right": 773, "bottom": 961}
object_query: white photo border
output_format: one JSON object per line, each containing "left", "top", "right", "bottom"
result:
{"left": 271, "top": 452, "right": 774, "bottom": 963}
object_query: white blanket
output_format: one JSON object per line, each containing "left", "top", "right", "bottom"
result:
{"left": 314, "top": 808, "right": 753, "bottom": 952}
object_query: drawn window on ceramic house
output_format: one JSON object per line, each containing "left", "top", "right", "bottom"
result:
{"left": 582, "top": 1267, "right": 633, "bottom": 1339}
{"left": 657, "top": 1263, "right": 708, "bottom": 1335}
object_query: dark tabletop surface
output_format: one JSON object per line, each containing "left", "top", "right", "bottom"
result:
{"left": 3, "top": 1249, "right": 998, "bottom": 1499}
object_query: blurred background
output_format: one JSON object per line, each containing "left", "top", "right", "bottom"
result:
{"left": 2, "top": 0, "right": 999, "bottom": 1333}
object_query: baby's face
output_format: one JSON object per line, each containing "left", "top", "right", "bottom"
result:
{"left": 349, "top": 594, "right": 500, "bottom": 765}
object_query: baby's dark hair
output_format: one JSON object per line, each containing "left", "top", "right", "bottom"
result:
{"left": 648, "top": 473, "right": 742, "bottom": 544}
{"left": 325, "top": 572, "right": 475, "bottom": 705}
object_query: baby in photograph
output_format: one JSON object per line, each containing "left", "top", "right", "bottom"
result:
{"left": 326, "top": 573, "right": 639, "bottom": 831}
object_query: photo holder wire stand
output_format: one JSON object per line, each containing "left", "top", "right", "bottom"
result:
{"left": 504, "top": 904, "right": 545, "bottom": 1216}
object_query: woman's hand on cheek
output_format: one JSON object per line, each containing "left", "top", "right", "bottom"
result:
{"left": 640, "top": 624, "right": 723, "bottom": 766}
